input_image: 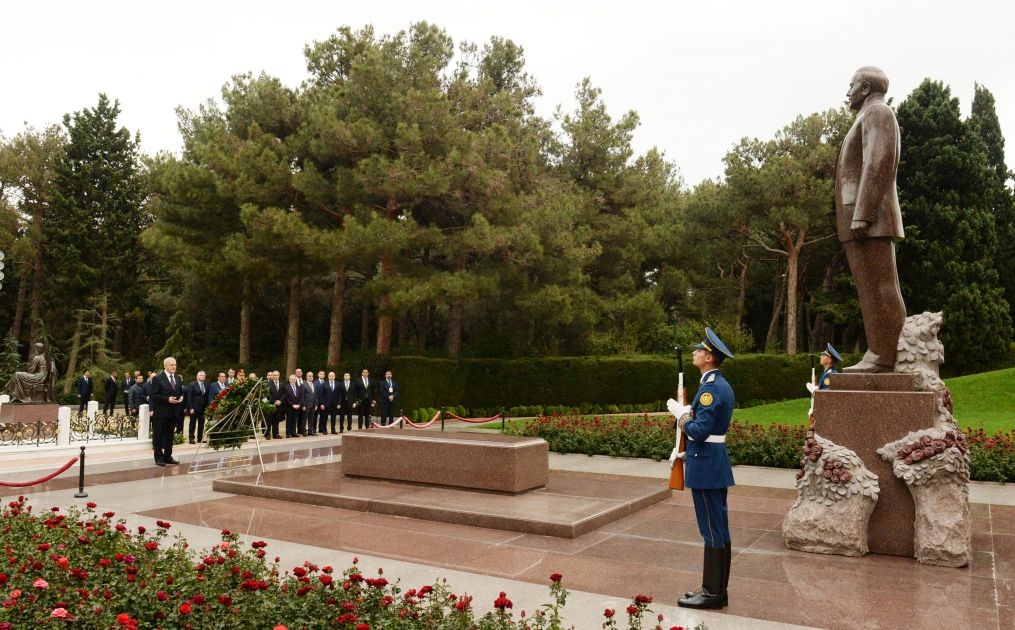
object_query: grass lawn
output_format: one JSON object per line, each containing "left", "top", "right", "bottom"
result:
{"left": 480, "top": 367, "right": 1015, "bottom": 435}
{"left": 733, "top": 366, "right": 1015, "bottom": 434}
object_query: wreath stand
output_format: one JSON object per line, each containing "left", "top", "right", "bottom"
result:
{"left": 188, "top": 379, "right": 270, "bottom": 474}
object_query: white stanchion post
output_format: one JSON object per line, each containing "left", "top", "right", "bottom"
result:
{"left": 138, "top": 404, "right": 150, "bottom": 441}
{"left": 87, "top": 400, "right": 98, "bottom": 420}
{"left": 58, "top": 406, "right": 71, "bottom": 446}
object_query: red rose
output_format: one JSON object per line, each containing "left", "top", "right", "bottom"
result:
{"left": 493, "top": 592, "right": 513, "bottom": 610}
{"left": 634, "top": 594, "right": 652, "bottom": 604}
{"left": 319, "top": 575, "right": 333, "bottom": 586}
{"left": 627, "top": 605, "right": 638, "bottom": 615}
{"left": 604, "top": 609, "right": 615, "bottom": 618}
{"left": 86, "top": 502, "right": 97, "bottom": 509}
{"left": 549, "top": 573, "right": 562, "bottom": 583}
{"left": 157, "top": 590, "right": 168, "bottom": 602}
{"left": 179, "top": 602, "right": 192, "bottom": 615}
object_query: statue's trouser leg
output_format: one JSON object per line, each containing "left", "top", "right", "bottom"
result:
{"left": 844, "top": 238, "right": 906, "bottom": 368}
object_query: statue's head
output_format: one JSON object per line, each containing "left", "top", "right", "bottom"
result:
{"left": 847, "top": 66, "right": 889, "bottom": 111}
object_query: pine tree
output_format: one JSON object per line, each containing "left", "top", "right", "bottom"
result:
{"left": 896, "top": 79, "right": 1012, "bottom": 371}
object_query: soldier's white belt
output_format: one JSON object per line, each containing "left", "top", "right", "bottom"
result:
{"left": 686, "top": 434, "right": 726, "bottom": 443}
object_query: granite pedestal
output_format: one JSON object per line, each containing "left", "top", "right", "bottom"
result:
{"left": 342, "top": 430, "right": 549, "bottom": 493}
{"left": 813, "top": 372, "right": 936, "bottom": 556}
{"left": 0, "top": 403, "right": 62, "bottom": 424}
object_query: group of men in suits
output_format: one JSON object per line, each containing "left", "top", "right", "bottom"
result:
{"left": 262, "top": 368, "right": 399, "bottom": 439}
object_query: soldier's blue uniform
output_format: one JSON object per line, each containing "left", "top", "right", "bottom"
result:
{"left": 817, "top": 343, "right": 842, "bottom": 390}
{"left": 677, "top": 327, "right": 736, "bottom": 610}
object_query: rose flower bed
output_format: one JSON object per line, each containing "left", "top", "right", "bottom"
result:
{"left": 505, "top": 415, "right": 1015, "bottom": 482}
{"left": 0, "top": 497, "right": 703, "bottom": 629}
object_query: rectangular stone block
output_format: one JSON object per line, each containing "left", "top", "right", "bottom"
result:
{"left": 0, "top": 403, "right": 62, "bottom": 423}
{"left": 814, "top": 386, "right": 936, "bottom": 556}
{"left": 341, "top": 430, "right": 549, "bottom": 493}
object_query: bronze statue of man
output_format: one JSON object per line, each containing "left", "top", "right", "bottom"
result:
{"left": 835, "top": 66, "right": 907, "bottom": 373}
{"left": 3, "top": 342, "right": 57, "bottom": 403}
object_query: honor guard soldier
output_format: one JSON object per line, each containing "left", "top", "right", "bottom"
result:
{"left": 667, "top": 327, "right": 735, "bottom": 609}
{"left": 806, "top": 343, "right": 842, "bottom": 394}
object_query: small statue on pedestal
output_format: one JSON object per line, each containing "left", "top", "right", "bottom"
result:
{"left": 3, "top": 342, "right": 58, "bottom": 403}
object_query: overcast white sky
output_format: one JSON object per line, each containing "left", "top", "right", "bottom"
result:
{"left": 2, "top": 1, "right": 1013, "bottom": 186}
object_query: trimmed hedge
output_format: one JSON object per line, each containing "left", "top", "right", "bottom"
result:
{"left": 388, "top": 352, "right": 861, "bottom": 415}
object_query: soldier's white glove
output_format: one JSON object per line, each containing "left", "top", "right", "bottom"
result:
{"left": 805, "top": 382, "right": 817, "bottom": 394}
{"left": 666, "top": 398, "right": 692, "bottom": 420}
{"left": 668, "top": 447, "right": 685, "bottom": 463}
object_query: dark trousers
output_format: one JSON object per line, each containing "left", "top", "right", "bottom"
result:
{"left": 843, "top": 238, "right": 906, "bottom": 367}
{"left": 122, "top": 395, "right": 130, "bottom": 414}
{"left": 356, "top": 401, "right": 371, "bottom": 429}
{"left": 174, "top": 413, "right": 184, "bottom": 434}
{"left": 338, "top": 405, "right": 352, "bottom": 431}
{"left": 78, "top": 397, "right": 88, "bottom": 413}
{"left": 304, "top": 407, "right": 318, "bottom": 435}
{"left": 103, "top": 394, "right": 117, "bottom": 415}
{"left": 691, "top": 487, "right": 731, "bottom": 548}
{"left": 379, "top": 399, "right": 396, "bottom": 426}
{"left": 285, "top": 407, "right": 300, "bottom": 437}
{"left": 152, "top": 415, "right": 175, "bottom": 461}
{"left": 189, "top": 410, "right": 205, "bottom": 442}
{"left": 319, "top": 406, "right": 335, "bottom": 433}
{"left": 265, "top": 409, "right": 282, "bottom": 438}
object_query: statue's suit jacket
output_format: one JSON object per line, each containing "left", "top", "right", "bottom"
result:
{"left": 835, "top": 95, "right": 904, "bottom": 243}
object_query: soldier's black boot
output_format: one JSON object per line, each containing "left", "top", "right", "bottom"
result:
{"left": 722, "top": 541, "right": 731, "bottom": 607}
{"left": 678, "top": 546, "right": 724, "bottom": 609}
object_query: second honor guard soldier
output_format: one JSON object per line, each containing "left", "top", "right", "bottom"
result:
{"left": 667, "top": 327, "right": 735, "bottom": 610}
{"left": 805, "top": 343, "right": 842, "bottom": 395}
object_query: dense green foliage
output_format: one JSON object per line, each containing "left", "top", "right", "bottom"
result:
{"left": 387, "top": 352, "right": 859, "bottom": 414}
{"left": 0, "top": 23, "right": 1012, "bottom": 379}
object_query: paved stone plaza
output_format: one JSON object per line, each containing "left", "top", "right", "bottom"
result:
{"left": 2, "top": 434, "right": 1012, "bottom": 629}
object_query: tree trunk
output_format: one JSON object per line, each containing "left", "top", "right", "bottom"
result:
{"left": 360, "top": 303, "right": 370, "bottom": 351}
{"left": 734, "top": 256, "right": 749, "bottom": 329}
{"left": 239, "top": 278, "right": 252, "bottom": 366}
{"left": 765, "top": 266, "right": 787, "bottom": 352}
{"left": 375, "top": 256, "right": 394, "bottom": 357}
{"left": 447, "top": 300, "right": 464, "bottom": 357}
{"left": 111, "top": 322, "right": 123, "bottom": 356}
{"left": 97, "top": 292, "right": 109, "bottom": 364}
{"left": 284, "top": 273, "right": 302, "bottom": 376}
{"left": 28, "top": 249, "right": 44, "bottom": 347}
{"left": 785, "top": 250, "right": 799, "bottom": 354}
{"left": 63, "top": 310, "right": 85, "bottom": 393}
{"left": 11, "top": 261, "right": 27, "bottom": 343}
{"left": 326, "top": 269, "right": 346, "bottom": 369}
{"left": 416, "top": 304, "right": 429, "bottom": 350}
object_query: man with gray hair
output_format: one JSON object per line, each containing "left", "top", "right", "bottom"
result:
{"left": 148, "top": 357, "right": 185, "bottom": 466}
{"left": 185, "top": 370, "right": 209, "bottom": 444}
{"left": 835, "top": 66, "right": 906, "bottom": 372}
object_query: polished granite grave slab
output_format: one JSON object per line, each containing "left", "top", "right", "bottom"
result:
{"left": 212, "top": 461, "right": 670, "bottom": 537}
{"left": 342, "top": 430, "right": 549, "bottom": 493}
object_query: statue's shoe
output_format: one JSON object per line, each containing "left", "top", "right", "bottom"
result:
{"left": 842, "top": 359, "right": 893, "bottom": 373}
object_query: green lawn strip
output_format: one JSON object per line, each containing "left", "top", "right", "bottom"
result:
{"left": 478, "top": 367, "right": 1015, "bottom": 435}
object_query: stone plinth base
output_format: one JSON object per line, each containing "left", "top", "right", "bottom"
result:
{"left": 341, "top": 430, "right": 549, "bottom": 493}
{"left": 0, "top": 403, "right": 62, "bottom": 424}
{"left": 813, "top": 373, "right": 936, "bottom": 556}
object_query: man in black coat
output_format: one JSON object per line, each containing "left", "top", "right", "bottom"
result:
{"left": 185, "top": 370, "right": 210, "bottom": 444}
{"left": 319, "top": 371, "right": 340, "bottom": 434}
{"left": 265, "top": 370, "right": 283, "bottom": 439}
{"left": 338, "top": 372, "right": 354, "bottom": 432}
{"left": 283, "top": 374, "right": 303, "bottom": 438}
{"left": 103, "top": 371, "right": 119, "bottom": 415}
{"left": 148, "top": 357, "right": 185, "bottom": 466}
{"left": 378, "top": 369, "right": 399, "bottom": 426}
{"left": 122, "top": 372, "right": 134, "bottom": 414}
{"left": 75, "top": 370, "right": 93, "bottom": 414}
{"left": 353, "top": 368, "right": 375, "bottom": 429}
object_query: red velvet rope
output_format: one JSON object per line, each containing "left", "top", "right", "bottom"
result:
{"left": 402, "top": 411, "right": 441, "bottom": 429}
{"left": 444, "top": 412, "right": 502, "bottom": 423}
{"left": 0, "top": 457, "right": 78, "bottom": 488}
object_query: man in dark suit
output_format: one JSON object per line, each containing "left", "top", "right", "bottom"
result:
{"left": 301, "top": 373, "right": 319, "bottom": 436}
{"left": 284, "top": 374, "right": 303, "bottom": 438}
{"left": 102, "top": 371, "right": 119, "bottom": 415}
{"left": 835, "top": 66, "right": 906, "bottom": 373}
{"left": 185, "top": 370, "right": 210, "bottom": 444}
{"left": 378, "top": 370, "right": 399, "bottom": 426}
{"left": 319, "top": 371, "right": 340, "bottom": 434}
{"left": 122, "top": 372, "right": 134, "bottom": 414}
{"left": 338, "top": 372, "right": 354, "bottom": 432}
{"left": 209, "top": 372, "right": 228, "bottom": 401}
{"left": 74, "top": 370, "right": 93, "bottom": 414}
{"left": 353, "top": 368, "right": 374, "bottom": 429}
{"left": 148, "top": 357, "right": 184, "bottom": 466}
{"left": 263, "top": 371, "right": 283, "bottom": 439}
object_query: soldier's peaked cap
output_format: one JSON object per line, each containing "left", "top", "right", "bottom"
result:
{"left": 694, "top": 327, "right": 735, "bottom": 360}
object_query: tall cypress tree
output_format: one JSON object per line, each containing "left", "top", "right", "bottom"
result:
{"left": 969, "top": 83, "right": 1015, "bottom": 322}
{"left": 46, "top": 94, "right": 147, "bottom": 368}
{"left": 896, "top": 80, "right": 1012, "bottom": 371}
